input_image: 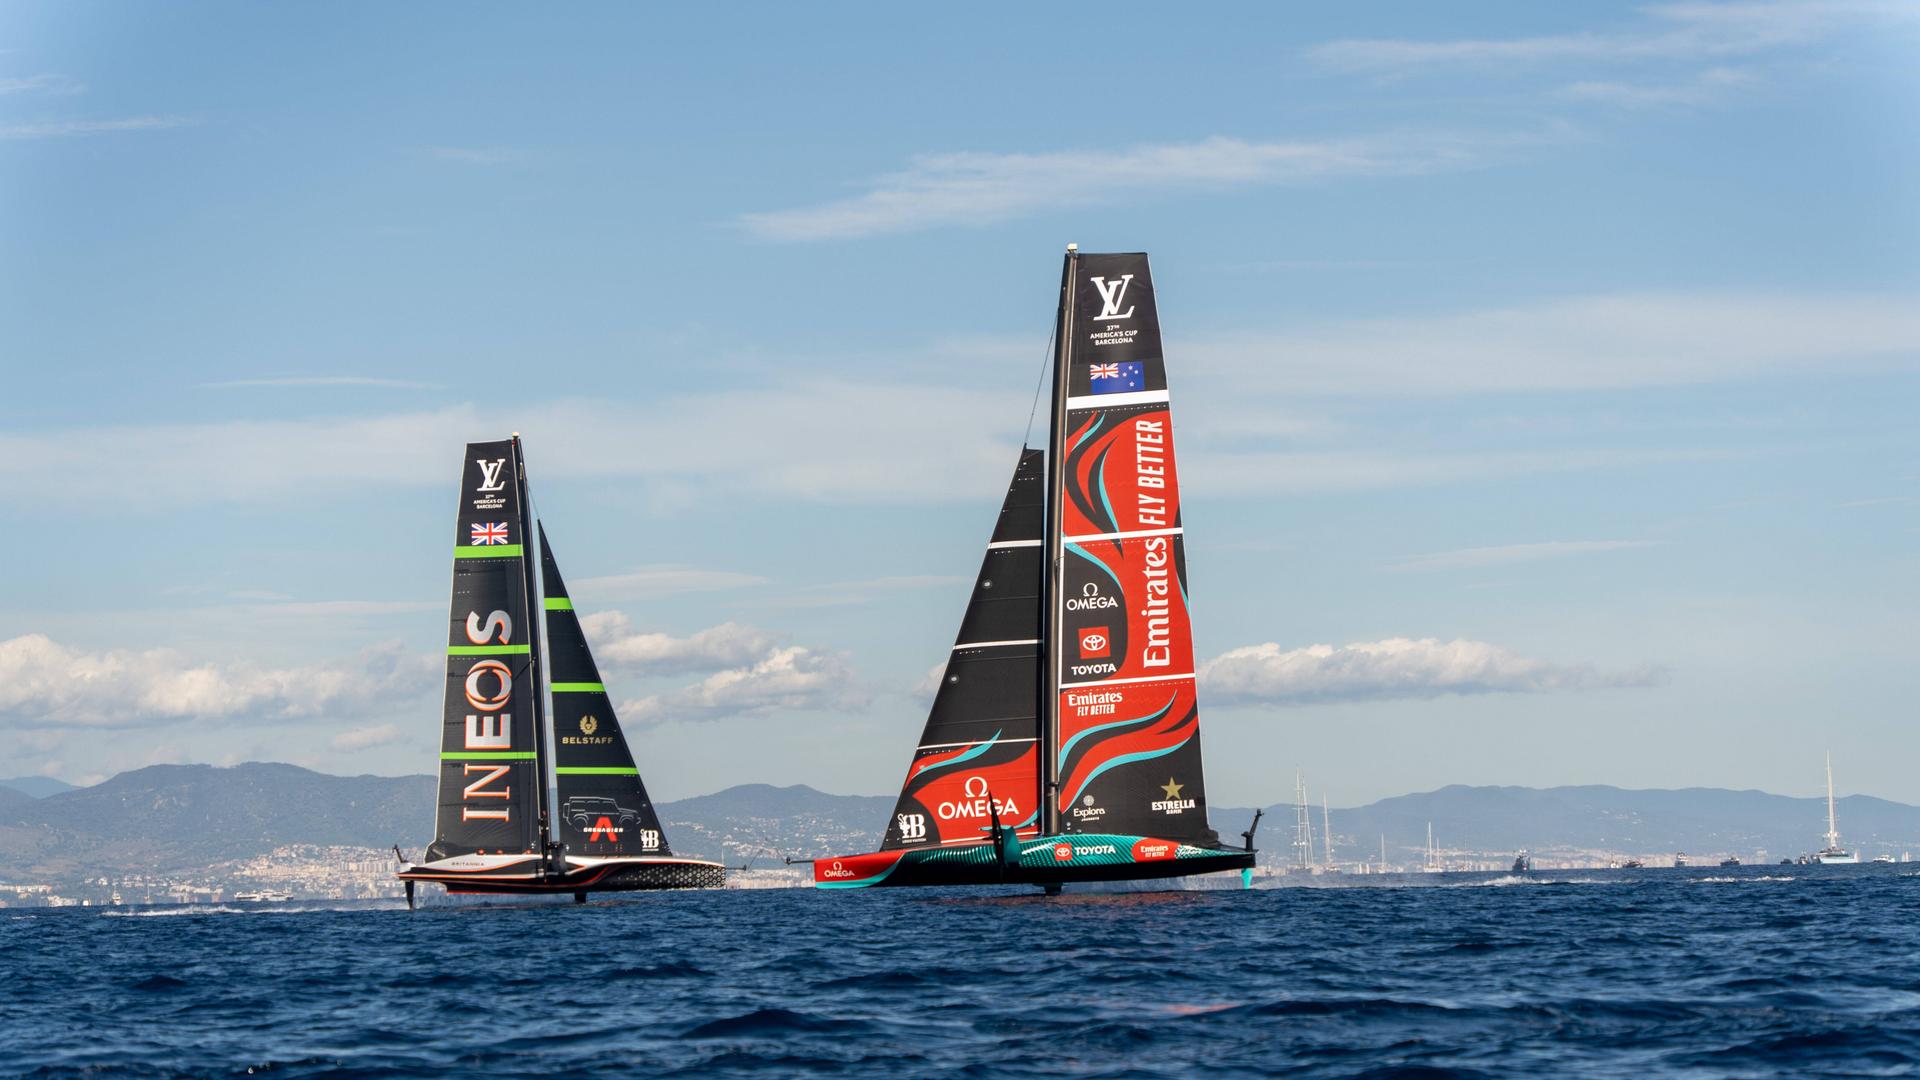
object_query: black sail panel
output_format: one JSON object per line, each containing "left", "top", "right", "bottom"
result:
{"left": 427, "top": 440, "right": 545, "bottom": 861}
{"left": 541, "top": 527, "right": 673, "bottom": 858}
{"left": 880, "top": 448, "right": 1044, "bottom": 851}
{"left": 1051, "top": 253, "right": 1220, "bottom": 847}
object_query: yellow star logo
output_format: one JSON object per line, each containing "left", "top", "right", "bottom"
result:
{"left": 1160, "top": 778, "right": 1184, "bottom": 799}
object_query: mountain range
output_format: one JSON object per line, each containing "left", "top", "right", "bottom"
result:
{"left": 1, "top": 763, "right": 1914, "bottom": 883}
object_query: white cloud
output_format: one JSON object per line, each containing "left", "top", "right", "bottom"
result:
{"left": 1199, "top": 637, "right": 1664, "bottom": 705}
{"left": 1181, "top": 291, "right": 1920, "bottom": 397}
{"left": 1559, "top": 66, "right": 1759, "bottom": 108}
{"left": 0, "top": 384, "right": 1024, "bottom": 510}
{"left": 573, "top": 566, "right": 766, "bottom": 598}
{"left": 1383, "top": 540, "right": 1663, "bottom": 573}
{"left": 1307, "top": 1, "right": 1914, "bottom": 72}
{"left": 330, "top": 723, "right": 403, "bottom": 752}
{"left": 0, "top": 634, "right": 435, "bottom": 728}
{"left": 5, "top": 290, "right": 1911, "bottom": 514}
{"left": 739, "top": 132, "right": 1516, "bottom": 241}
{"left": 622, "top": 645, "right": 863, "bottom": 725}
{"left": 202, "top": 376, "right": 437, "bottom": 390}
{"left": 0, "top": 115, "right": 195, "bottom": 139}
{"left": 0, "top": 74, "right": 84, "bottom": 95}
{"left": 578, "top": 614, "right": 784, "bottom": 676}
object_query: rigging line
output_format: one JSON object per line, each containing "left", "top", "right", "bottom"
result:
{"left": 1022, "top": 322, "right": 1057, "bottom": 448}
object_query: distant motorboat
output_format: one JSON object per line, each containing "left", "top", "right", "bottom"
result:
{"left": 1674, "top": 853, "right": 1689, "bottom": 868}
{"left": 1511, "top": 852, "right": 1531, "bottom": 873}
{"left": 231, "top": 891, "right": 291, "bottom": 903}
{"left": 1872, "top": 855, "right": 1894, "bottom": 864}
{"left": 1719, "top": 856, "right": 1741, "bottom": 867}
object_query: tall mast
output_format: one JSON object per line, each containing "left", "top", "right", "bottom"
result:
{"left": 1322, "top": 794, "right": 1333, "bottom": 868}
{"left": 1040, "top": 244, "right": 1078, "bottom": 837}
{"left": 1826, "top": 751, "right": 1840, "bottom": 850}
{"left": 511, "top": 434, "right": 553, "bottom": 859}
{"left": 1293, "top": 769, "right": 1311, "bottom": 870}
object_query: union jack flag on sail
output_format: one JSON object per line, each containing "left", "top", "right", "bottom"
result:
{"left": 471, "top": 522, "right": 511, "bottom": 546}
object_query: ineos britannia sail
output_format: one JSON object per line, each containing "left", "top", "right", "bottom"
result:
{"left": 397, "top": 436, "right": 723, "bottom": 903}
{"left": 813, "top": 250, "right": 1257, "bottom": 891}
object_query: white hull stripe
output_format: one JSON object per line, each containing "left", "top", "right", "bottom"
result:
{"left": 1064, "top": 527, "right": 1183, "bottom": 543}
{"left": 917, "top": 737, "right": 1037, "bottom": 752}
{"left": 953, "top": 638, "right": 1041, "bottom": 650}
{"left": 987, "top": 539, "right": 1043, "bottom": 549}
{"left": 1067, "top": 389, "right": 1170, "bottom": 410}
{"left": 1060, "top": 671, "right": 1196, "bottom": 690}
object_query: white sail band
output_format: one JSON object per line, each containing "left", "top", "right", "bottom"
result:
{"left": 986, "top": 539, "right": 1043, "bottom": 549}
{"left": 1063, "top": 526, "right": 1184, "bottom": 543}
{"left": 1066, "top": 389, "right": 1170, "bottom": 410}
{"left": 1059, "top": 671, "right": 1196, "bottom": 690}
{"left": 952, "top": 638, "right": 1041, "bottom": 651}
{"left": 917, "top": 737, "right": 1039, "bottom": 751}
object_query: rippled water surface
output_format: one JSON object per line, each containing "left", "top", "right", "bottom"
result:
{"left": 6, "top": 868, "right": 1920, "bottom": 1077}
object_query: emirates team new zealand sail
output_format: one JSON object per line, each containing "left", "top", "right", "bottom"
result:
{"left": 813, "top": 249, "right": 1258, "bottom": 890}
{"left": 397, "top": 436, "right": 724, "bottom": 903}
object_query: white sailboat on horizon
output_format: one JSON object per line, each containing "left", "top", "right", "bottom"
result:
{"left": 1812, "top": 751, "right": 1859, "bottom": 865}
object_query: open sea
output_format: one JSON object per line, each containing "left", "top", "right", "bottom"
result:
{"left": 5, "top": 866, "right": 1919, "bottom": 1078}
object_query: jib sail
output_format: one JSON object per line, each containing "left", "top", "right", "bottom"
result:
{"left": 540, "top": 526, "right": 673, "bottom": 859}
{"left": 879, "top": 448, "right": 1045, "bottom": 851}
{"left": 1047, "top": 252, "right": 1221, "bottom": 847}
{"left": 427, "top": 438, "right": 549, "bottom": 861}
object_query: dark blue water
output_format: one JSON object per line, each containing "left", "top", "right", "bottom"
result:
{"left": 5, "top": 868, "right": 1920, "bottom": 1078}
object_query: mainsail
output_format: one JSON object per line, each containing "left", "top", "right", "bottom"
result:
{"left": 1047, "top": 252, "right": 1220, "bottom": 847}
{"left": 880, "top": 447, "right": 1044, "bottom": 851}
{"left": 540, "top": 526, "right": 673, "bottom": 860}
{"left": 426, "top": 439, "right": 548, "bottom": 862}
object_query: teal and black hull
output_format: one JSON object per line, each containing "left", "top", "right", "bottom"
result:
{"left": 814, "top": 833, "right": 1254, "bottom": 889}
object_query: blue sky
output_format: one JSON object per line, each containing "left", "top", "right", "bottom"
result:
{"left": 2, "top": 2, "right": 1915, "bottom": 813}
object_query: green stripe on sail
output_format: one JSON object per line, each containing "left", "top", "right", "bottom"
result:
{"left": 447, "top": 644, "right": 531, "bottom": 656}
{"left": 543, "top": 597, "right": 573, "bottom": 610}
{"left": 555, "top": 767, "right": 638, "bottom": 776}
{"left": 441, "top": 751, "right": 536, "bottom": 761}
{"left": 550, "top": 681, "right": 604, "bottom": 693}
{"left": 454, "top": 545, "right": 524, "bottom": 558}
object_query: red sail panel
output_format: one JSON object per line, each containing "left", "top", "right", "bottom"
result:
{"left": 1052, "top": 252, "right": 1221, "bottom": 848}
{"left": 880, "top": 449, "right": 1044, "bottom": 851}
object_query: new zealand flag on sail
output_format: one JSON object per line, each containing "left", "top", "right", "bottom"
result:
{"left": 1088, "top": 361, "right": 1145, "bottom": 394}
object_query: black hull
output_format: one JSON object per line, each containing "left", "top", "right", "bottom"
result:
{"left": 400, "top": 859, "right": 724, "bottom": 895}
